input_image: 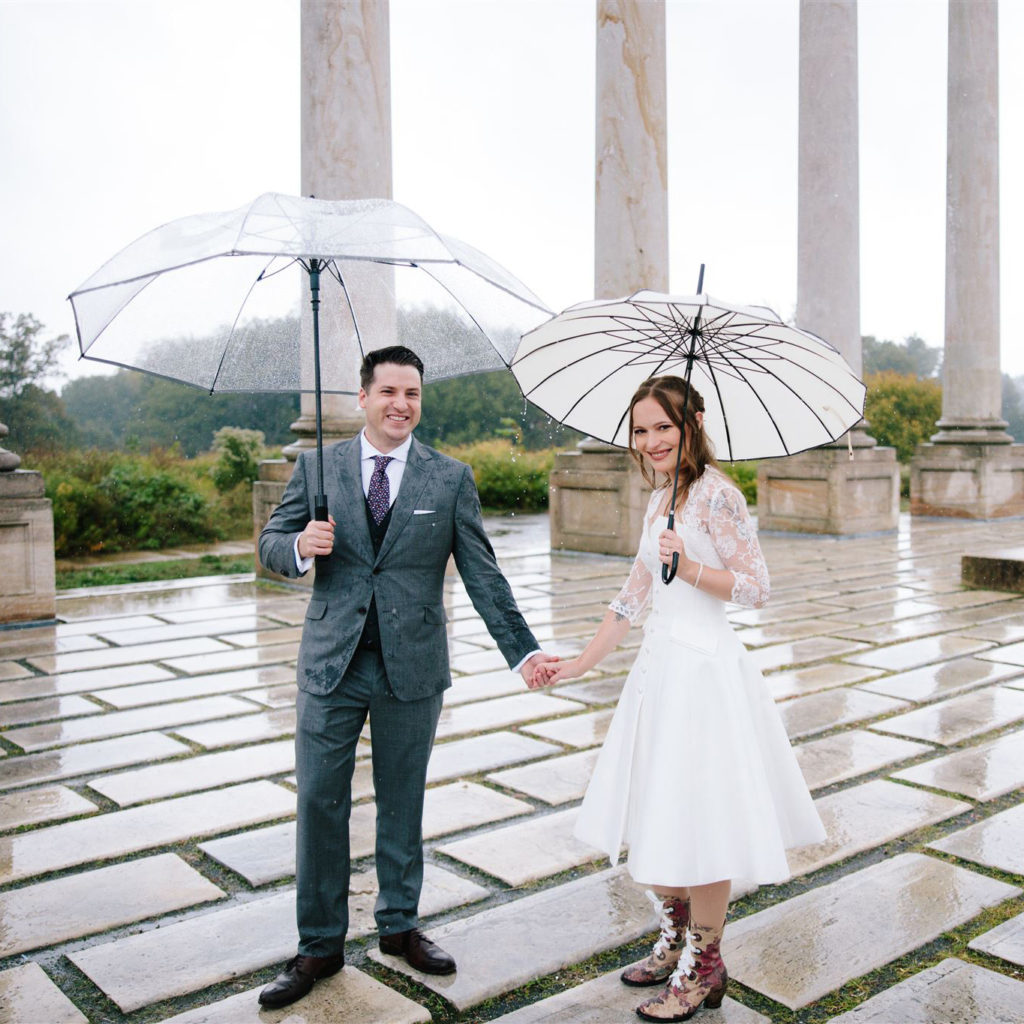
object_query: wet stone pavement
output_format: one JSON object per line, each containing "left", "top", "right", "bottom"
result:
{"left": 2, "top": 513, "right": 1024, "bottom": 1023}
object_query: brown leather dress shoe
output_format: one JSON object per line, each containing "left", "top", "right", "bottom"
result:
{"left": 379, "top": 927, "right": 456, "bottom": 975}
{"left": 257, "top": 952, "right": 345, "bottom": 1008}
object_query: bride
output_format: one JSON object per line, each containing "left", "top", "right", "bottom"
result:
{"left": 534, "top": 375, "right": 825, "bottom": 1022}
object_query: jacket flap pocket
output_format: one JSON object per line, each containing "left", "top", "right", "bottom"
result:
{"left": 306, "top": 598, "right": 328, "bottom": 620}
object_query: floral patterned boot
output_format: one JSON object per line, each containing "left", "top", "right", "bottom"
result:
{"left": 635, "top": 919, "right": 727, "bottom": 1022}
{"left": 621, "top": 891, "right": 691, "bottom": 986}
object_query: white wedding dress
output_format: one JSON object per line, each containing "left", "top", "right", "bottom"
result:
{"left": 573, "top": 467, "right": 826, "bottom": 887}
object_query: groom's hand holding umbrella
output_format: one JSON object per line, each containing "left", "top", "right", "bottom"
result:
{"left": 297, "top": 515, "right": 336, "bottom": 558}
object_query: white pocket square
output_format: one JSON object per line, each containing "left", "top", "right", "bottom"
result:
{"left": 413, "top": 509, "right": 436, "bottom": 515}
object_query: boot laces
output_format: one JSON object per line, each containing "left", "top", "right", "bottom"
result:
{"left": 668, "top": 933, "right": 699, "bottom": 986}
{"left": 645, "top": 890, "right": 680, "bottom": 957}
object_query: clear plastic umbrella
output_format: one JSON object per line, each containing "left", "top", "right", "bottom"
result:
{"left": 512, "top": 278, "right": 865, "bottom": 580}
{"left": 69, "top": 192, "right": 551, "bottom": 522}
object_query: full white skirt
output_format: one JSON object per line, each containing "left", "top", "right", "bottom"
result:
{"left": 574, "top": 625, "right": 826, "bottom": 887}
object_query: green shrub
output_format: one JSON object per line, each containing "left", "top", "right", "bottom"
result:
{"left": 864, "top": 371, "right": 942, "bottom": 462}
{"left": 719, "top": 460, "right": 758, "bottom": 505}
{"left": 211, "top": 426, "right": 265, "bottom": 492}
{"left": 442, "top": 439, "right": 555, "bottom": 511}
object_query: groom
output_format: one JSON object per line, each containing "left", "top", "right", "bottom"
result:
{"left": 257, "top": 345, "right": 553, "bottom": 1008}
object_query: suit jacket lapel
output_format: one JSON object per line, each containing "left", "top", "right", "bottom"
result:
{"left": 376, "top": 436, "right": 433, "bottom": 564}
{"left": 332, "top": 437, "right": 375, "bottom": 564}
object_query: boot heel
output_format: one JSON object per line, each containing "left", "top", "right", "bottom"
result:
{"left": 703, "top": 976, "right": 728, "bottom": 1010}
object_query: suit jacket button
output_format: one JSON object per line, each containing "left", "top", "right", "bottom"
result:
{"left": 372, "top": 567, "right": 381, "bottom": 575}
{"left": 357, "top": 606, "right": 367, "bottom": 615}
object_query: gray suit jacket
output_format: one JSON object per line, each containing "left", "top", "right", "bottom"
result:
{"left": 258, "top": 435, "right": 538, "bottom": 700}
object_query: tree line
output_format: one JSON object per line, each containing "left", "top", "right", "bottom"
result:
{"left": 3, "top": 310, "right": 1024, "bottom": 460}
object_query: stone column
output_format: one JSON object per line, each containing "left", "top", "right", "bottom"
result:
{"left": 757, "top": 0, "right": 899, "bottom": 534}
{"left": 550, "top": 0, "right": 666, "bottom": 556}
{"left": 911, "top": 0, "right": 1024, "bottom": 516}
{"left": 255, "top": 0, "right": 393, "bottom": 579}
{"left": 0, "top": 423, "right": 56, "bottom": 623}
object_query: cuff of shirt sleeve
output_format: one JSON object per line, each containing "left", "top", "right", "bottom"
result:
{"left": 293, "top": 536, "right": 314, "bottom": 575}
{"left": 512, "top": 650, "right": 542, "bottom": 674}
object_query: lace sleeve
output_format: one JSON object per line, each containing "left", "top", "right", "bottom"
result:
{"left": 609, "top": 549, "right": 654, "bottom": 624}
{"left": 708, "top": 480, "right": 771, "bottom": 608}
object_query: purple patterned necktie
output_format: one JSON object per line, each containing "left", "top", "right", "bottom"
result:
{"left": 367, "top": 455, "right": 394, "bottom": 525}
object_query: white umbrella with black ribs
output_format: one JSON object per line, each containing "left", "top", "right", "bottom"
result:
{"left": 512, "top": 279, "right": 865, "bottom": 580}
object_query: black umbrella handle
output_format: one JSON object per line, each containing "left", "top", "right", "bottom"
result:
{"left": 662, "top": 510, "right": 679, "bottom": 584}
{"left": 313, "top": 496, "right": 331, "bottom": 572}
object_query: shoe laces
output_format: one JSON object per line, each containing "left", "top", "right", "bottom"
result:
{"left": 668, "top": 934, "right": 699, "bottom": 986}
{"left": 645, "top": 890, "right": 681, "bottom": 958}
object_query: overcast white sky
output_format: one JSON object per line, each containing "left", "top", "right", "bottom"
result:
{"left": 1, "top": 0, "right": 1022, "bottom": 389}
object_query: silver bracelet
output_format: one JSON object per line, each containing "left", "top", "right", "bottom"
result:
{"left": 694, "top": 563, "right": 704, "bottom": 589}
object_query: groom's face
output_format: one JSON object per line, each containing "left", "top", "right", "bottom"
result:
{"left": 359, "top": 362, "right": 422, "bottom": 453}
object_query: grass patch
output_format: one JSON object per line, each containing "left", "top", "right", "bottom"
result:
{"left": 56, "top": 554, "right": 254, "bottom": 590}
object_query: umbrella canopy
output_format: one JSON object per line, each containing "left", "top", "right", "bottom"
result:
{"left": 69, "top": 193, "right": 551, "bottom": 521}
{"left": 69, "top": 192, "right": 551, "bottom": 395}
{"left": 512, "top": 290, "right": 865, "bottom": 463}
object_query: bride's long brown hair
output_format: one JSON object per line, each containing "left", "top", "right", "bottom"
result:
{"left": 627, "top": 376, "right": 717, "bottom": 512}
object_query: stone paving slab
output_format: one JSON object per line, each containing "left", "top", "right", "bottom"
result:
{"left": 0, "top": 661, "right": 32, "bottom": 682}
{"left": 0, "top": 853, "right": 223, "bottom": 957}
{"left": 24, "top": 636, "right": 236, "bottom": 675}
{"left": 159, "top": 968, "right": 430, "bottom": 1024}
{"left": 725, "top": 853, "right": 1019, "bottom": 1009}
{"left": 0, "top": 693, "right": 100, "bottom": 727}
{"left": 0, "top": 730, "right": 190, "bottom": 790}
{"left": 928, "top": 802, "right": 1024, "bottom": 874}
{"left": 444, "top": 668, "right": 530, "bottom": 706}
{"left": 162, "top": 642, "right": 302, "bottom": 676}
{"left": 1, "top": 694, "right": 258, "bottom": 751}
{"left": 95, "top": 615, "right": 281, "bottom": 646}
{"left": 71, "top": 864, "right": 484, "bottom": 1012}
{"left": 0, "top": 632, "right": 106, "bottom": 660}
{"left": 778, "top": 688, "right": 909, "bottom": 740}
{"left": 869, "top": 684, "right": 1024, "bottom": 745}
{"left": 0, "top": 784, "right": 98, "bottom": 831}
{"left": 88, "top": 738, "right": 296, "bottom": 806}
{"left": 827, "top": 957, "right": 1024, "bottom": 1023}
{"left": 520, "top": 708, "right": 614, "bottom": 748}
{"left": 843, "top": 634, "right": 995, "bottom": 672}
{"left": 175, "top": 707, "right": 296, "bottom": 749}
{"left": 891, "top": 729, "right": 1024, "bottom": 800}
{"left": 425, "top": 731, "right": 561, "bottom": 783}
{"left": 749, "top": 636, "right": 870, "bottom": 673}
{"left": 553, "top": 675, "right": 627, "bottom": 705}
{"left": 957, "top": 620, "right": 1024, "bottom": 643}
{"left": 793, "top": 729, "right": 934, "bottom": 790}
{"left": 787, "top": 779, "right": 971, "bottom": 877}
{"left": 968, "top": 911, "right": 1024, "bottom": 968}
{"left": 493, "top": 968, "right": 768, "bottom": 1023}
{"left": 439, "top": 807, "right": 603, "bottom": 885}
{"left": 0, "top": 663, "right": 175, "bottom": 703}
{"left": 0, "top": 781, "right": 295, "bottom": 884}
{"left": 433, "top": 692, "right": 584, "bottom": 741}
{"left": 978, "top": 637, "right": 1024, "bottom": 667}
{"left": 99, "top": 664, "right": 295, "bottom": 708}
{"left": 857, "top": 656, "right": 1024, "bottom": 703}
{"left": 240, "top": 682, "right": 298, "bottom": 708}
{"left": 367, "top": 866, "right": 656, "bottom": 1011}
{"left": 0, "top": 962, "right": 88, "bottom": 1024}
{"left": 764, "top": 663, "right": 883, "bottom": 701}
{"left": 488, "top": 748, "right": 600, "bottom": 805}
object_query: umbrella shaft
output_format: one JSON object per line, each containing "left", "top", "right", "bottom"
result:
{"left": 309, "top": 258, "right": 328, "bottom": 516}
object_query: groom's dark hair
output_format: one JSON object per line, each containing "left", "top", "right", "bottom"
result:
{"left": 360, "top": 346, "right": 425, "bottom": 389}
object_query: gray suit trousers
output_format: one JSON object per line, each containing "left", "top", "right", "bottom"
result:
{"left": 295, "top": 647, "right": 444, "bottom": 956}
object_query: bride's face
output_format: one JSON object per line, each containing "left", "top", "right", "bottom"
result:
{"left": 631, "top": 395, "right": 703, "bottom": 472}
{"left": 632, "top": 396, "right": 682, "bottom": 472}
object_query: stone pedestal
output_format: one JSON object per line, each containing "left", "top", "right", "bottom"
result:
{"left": 548, "top": 441, "right": 648, "bottom": 557}
{"left": 911, "top": 443, "right": 1024, "bottom": 519}
{"left": 757, "top": 439, "right": 900, "bottom": 535}
{"left": 0, "top": 470, "right": 56, "bottom": 623}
